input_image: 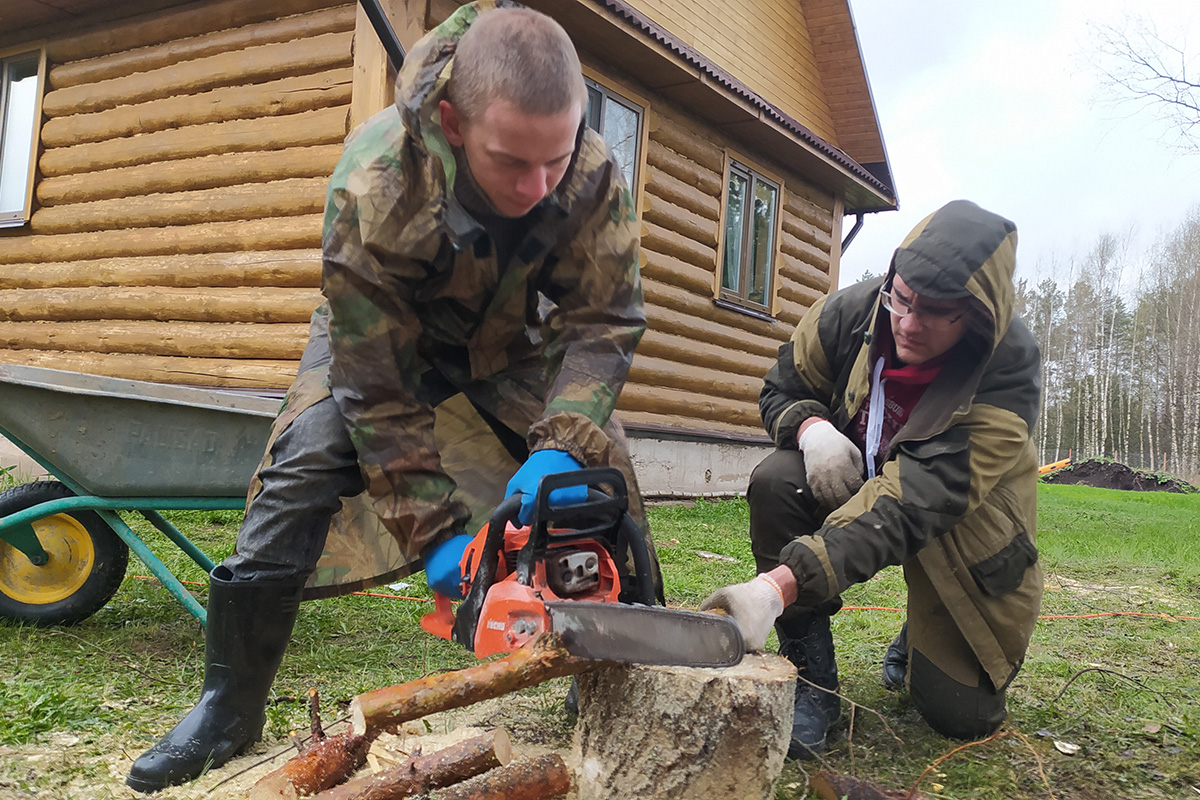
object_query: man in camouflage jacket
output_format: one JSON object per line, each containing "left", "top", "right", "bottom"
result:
{"left": 703, "top": 200, "right": 1042, "bottom": 758}
{"left": 129, "top": 4, "right": 660, "bottom": 791}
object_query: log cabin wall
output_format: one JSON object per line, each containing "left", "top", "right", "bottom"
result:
{"left": 621, "top": 0, "right": 837, "bottom": 146}
{"left": 614, "top": 90, "right": 836, "bottom": 443}
{"left": 0, "top": 0, "right": 357, "bottom": 390}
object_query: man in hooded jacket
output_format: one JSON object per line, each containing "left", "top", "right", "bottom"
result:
{"left": 127, "top": 2, "right": 661, "bottom": 791}
{"left": 702, "top": 200, "right": 1042, "bottom": 758}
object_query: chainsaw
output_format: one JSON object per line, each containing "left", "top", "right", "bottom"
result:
{"left": 420, "top": 468, "right": 744, "bottom": 667}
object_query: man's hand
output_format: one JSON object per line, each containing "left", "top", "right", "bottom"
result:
{"left": 423, "top": 533, "right": 474, "bottom": 599}
{"left": 505, "top": 449, "right": 587, "bottom": 525}
{"left": 797, "top": 419, "right": 864, "bottom": 508}
{"left": 700, "top": 570, "right": 794, "bottom": 652}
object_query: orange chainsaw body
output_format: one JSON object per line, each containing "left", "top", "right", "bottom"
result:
{"left": 420, "top": 518, "right": 622, "bottom": 657}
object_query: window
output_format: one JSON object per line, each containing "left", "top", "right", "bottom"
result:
{"left": 1, "top": 51, "right": 44, "bottom": 228}
{"left": 720, "top": 161, "right": 780, "bottom": 312}
{"left": 584, "top": 80, "right": 642, "bottom": 196}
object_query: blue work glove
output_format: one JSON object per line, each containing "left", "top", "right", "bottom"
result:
{"left": 506, "top": 449, "right": 587, "bottom": 525}
{"left": 423, "top": 533, "right": 473, "bottom": 599}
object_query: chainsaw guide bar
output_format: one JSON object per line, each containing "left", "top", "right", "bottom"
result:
{"left": 546, "top": 601, "right": 745, "bottom": 667}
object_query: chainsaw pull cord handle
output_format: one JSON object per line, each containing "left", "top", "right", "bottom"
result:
{"left": 451, "top": 493, "right": 523, "bottom": 651}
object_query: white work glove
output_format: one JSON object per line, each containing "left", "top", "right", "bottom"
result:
{"left": 797, "top": 419, "right": 864, "bottom": 509}
{"left": 699, "top": 574, "right": 786, "bottom": 652}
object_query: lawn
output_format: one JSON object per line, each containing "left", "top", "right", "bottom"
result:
{"left": 0, "top": 483, "right": 1197, "bottom": 799}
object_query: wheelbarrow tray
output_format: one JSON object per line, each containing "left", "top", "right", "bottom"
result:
{"left": 0, "top": 364, "right": 279, "bottom": 497}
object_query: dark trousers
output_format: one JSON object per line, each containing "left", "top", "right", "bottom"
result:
{"left": 748, "top": 448, "right": 1007, "bottom": 739}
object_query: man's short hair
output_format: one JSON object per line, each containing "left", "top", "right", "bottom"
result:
{"left": 447, "top": 8, "right": 587, "bottom": 124}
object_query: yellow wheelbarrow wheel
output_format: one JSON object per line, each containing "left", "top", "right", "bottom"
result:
{"left": 0, "top": 482, "right": 128, "bottom": 626}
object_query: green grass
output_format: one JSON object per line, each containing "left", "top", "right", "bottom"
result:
{"left": 1, "top": 484, "right": 1198, "bottom": 798}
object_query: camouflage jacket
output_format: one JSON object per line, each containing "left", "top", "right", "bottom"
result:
{"left": 762, "top": 201, "right": 1043, "bottom": 691}
{"left": 320, "top": 2, "right": 645, "bottom": 516}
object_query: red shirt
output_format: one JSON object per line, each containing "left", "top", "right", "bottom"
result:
{"left": 852, "top": 322, "right": 947, "bottom": 473}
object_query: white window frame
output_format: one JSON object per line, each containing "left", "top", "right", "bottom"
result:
{"left": 0, "top": 48, "right": 46, "bottom": 229}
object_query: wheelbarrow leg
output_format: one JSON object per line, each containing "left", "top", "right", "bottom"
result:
{"left": 95, "top": 510, "right": 208, "bottom": 626}
{"left": 138, "top": 510, "right": 216, "bottom": 574}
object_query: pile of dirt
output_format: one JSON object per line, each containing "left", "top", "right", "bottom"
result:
{"left": 1041, "top": 459, "right": 1197, "bottom": 493}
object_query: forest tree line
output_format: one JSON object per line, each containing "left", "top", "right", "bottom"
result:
{"left": 1014, "top": 207, "right": 1200, "bottom": 482}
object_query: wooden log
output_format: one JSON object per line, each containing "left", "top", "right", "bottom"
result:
{"left": 776, "top": 276, "right": 824, "bottom": 310}
{"left": 40, "top": 69, "right": 352, "bottom": 148}
{"left": 635, "top": 327, "right": 773, "bottom": 380}
{"left": 641, "top": 296, "right": 783, "bottom": 360}
{"left": 0, "top": 349, "right": 297, "bottom": 388}
{"left": 782, "top": 185, "right": 835, "bottom": 229}
{"left": 640, "top": 247, "right": 715, "bottom": 299}
{"left": 645, "top": 144, "right": 723, "bottom": 197}
{"left": 43, "top": 31, "right": 354, "bottom": 117}
{"left": 0, "top": 215, "right": 322, "bottom": 264}
{"left": 309, "top": 730, "right": 512, "bottom": 800}
{"left": 778, "top": 250, "right": 831, "bottom": 295}
{"left": 250, "top": 732, "right": 370, "bottom": 800}
{"left": 39, "top": 107, "right": 348, "bottom": 177}
{"left": 628, "top": 354, "right": 761, "bottom": 401}
{"left": 429, "top": 754, "right": 570, "bottom": 800}
{"left": 0, "top": 321, "right": 309, "bottom": 359}
{"left": 572, "top": 654, "right": 795, "bottom": 800}
{"left": 640, "top": 220, "right": 715, "bottom": 272}
{"left": 350, "top": 634, "right": 596, "bottom": 737}
{"left": 649, "top": 113, "right": 724, "bottom": 174}
{"left": 30, "top": 177, "right": 328, "bottom": 234}
{"left": 780, "top": 229, "right": 832, "bottom": 281}
{"left": 0, "top": 250, "right": 321, "bottom": 289}
{"left": 808, "top": 771, "right": 930, "bottom": 800}
{"left": 641, "top": 279, "right": 794, "bottom": 342}
{"left": 644, "top": 164, "right": 720, "bottom": 220}
{"left": 616, "top": 382, "right": 761, "bottom": 428}
{"left": 642, "top": 192, "right": 718, "bottom": 249}
{"left": 774, "top": 296, "right": 810, "bottom": 329}
{"left": 49, "top": 5, "right": 355, "bottom": 90}
{"left": 46, "top": 0, "right": 348, "bottom": 63}
{"left": 781, "top": 210, "right": 833, "bottom": 251}
{"left": 0, "top": 287, "right": 321, "bottom": 323}
{"left": 614, "top": 409, "right": 766, "bottom": 441}
{"left": 38, "top": 145, "right": 342, "bottom": 206}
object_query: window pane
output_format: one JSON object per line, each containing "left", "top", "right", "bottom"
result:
{"left": 0, "top": 55, "right": 40, "bottom": 219}
{"left": 722, "top": 171, "right": 748, "bottom": 293}
{"left": 602, "top": 96, "right": 639, "bottom": 190}
{"left": 748, "top": 179, "right": 777, "bottom": 306}
{"left": 585, "top": 85, "right": 603, "bottom": 132}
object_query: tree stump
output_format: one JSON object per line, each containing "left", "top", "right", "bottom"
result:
{"left": 573, "top": 653, "right": 795, "bottom": 800}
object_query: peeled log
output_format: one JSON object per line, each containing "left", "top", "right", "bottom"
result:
{"left": 250, "top": 732, "right": 370, "bottom": 800}
{"left": 310, "top": 729, "right": 511, "bottom": 800}
{"left": 808, "top": 771, "right": 930, "bottom": 800}
{"left": 429, "top": 754, "right": 571, "bottom": 800}
{"left": 350, "top": 634, "right": 597, "bottom": 736}
{"left": 573, "top": 653, "right": 795, "bottom": 800}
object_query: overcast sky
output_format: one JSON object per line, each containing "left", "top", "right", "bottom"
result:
{"left": 838, "top": 0, "right": 1200, "bottom": 293}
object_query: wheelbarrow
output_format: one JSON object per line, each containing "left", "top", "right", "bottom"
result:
{"left": 0, "top": 363, "right": 279, "bottom": 627}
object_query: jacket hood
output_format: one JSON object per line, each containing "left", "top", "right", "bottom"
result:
{"left": 887, "top": 200, "right": 1018, "bottom": 350}
{"left": 393, "top": 0, "right": 522, "bottom": 191}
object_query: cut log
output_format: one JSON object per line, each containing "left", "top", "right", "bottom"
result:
{"left": 808, "top": 771, "right": 929, "bottom": 800}
{"left": 250, "top": 732, "right": 370, "bottom": 800}
{"left": 310, "top": 729, "right": 511, "bottom": 800}
{"left": 573, "top": 653, "right": 795, "bottom": 800}
{"left": 350, "top": 633, "right": 597, "bottom": 736}
{"left": 428, "top": 754, "right": 571, "bottom": 800}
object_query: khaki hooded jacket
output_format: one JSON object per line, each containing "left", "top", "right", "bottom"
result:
{"left": 761, "top": 200, "right": 1042, "bottom": 690}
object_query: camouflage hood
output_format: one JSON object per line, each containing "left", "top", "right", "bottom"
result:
{"left": 887, "top": 199, "right": 1019, "bottom": 355}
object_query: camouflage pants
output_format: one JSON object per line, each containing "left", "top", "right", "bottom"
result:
{"left": 225, "top": 311, "right": 661, "bottom": 601}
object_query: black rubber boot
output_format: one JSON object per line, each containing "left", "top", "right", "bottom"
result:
{"left": 778, "top": 614, "right": 840, "bottom": 760}
{"left": 882, "top": 622, "right": 908, "bottom": 691}
{"left": 126, "top": 566, "right": 304, "bottom": 792}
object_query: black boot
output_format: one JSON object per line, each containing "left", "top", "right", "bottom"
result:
{"left": 882, "top": 622, "right": 908, "bottom": 691}
{"left": 126, "top": 566, "right": 304, "bottom": 792}
{"left": 778, "top": 614, "right": 840, "bottom": 760}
